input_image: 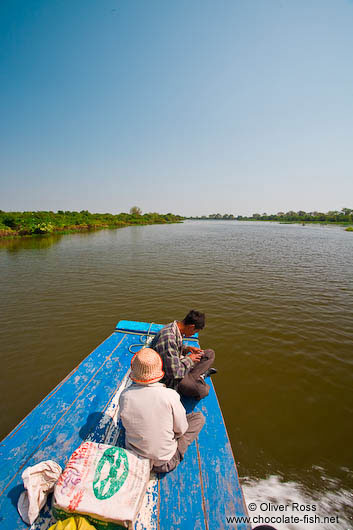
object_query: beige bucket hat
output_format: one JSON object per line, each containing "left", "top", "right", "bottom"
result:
{"left": 130, "top": 348, "right": 164, "bottom": 384}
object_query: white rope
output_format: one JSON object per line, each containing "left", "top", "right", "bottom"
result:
{"left": 128, "top": 322, "right": 155, "bottom": 354}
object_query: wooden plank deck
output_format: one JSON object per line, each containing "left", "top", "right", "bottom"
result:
{"left": 0, "top": 321, "right": 251, "bottom": 530}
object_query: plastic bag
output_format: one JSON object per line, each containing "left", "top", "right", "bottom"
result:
{"left": 49, "top": 515, "right": 95, "bottom": 530}
{"left": 48, "top": 515, "right": 96, "bottom": 529}
{"left": 17, "top": 460, "right": 62, "bottom": 524}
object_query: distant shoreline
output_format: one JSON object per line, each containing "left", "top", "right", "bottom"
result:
{"left": 0, "top": 210, "right": 184, "bottom": 239}
{"left": 187, "top": 218, "right": 352, "bottom": 227}
{"left": 187, "top": 208, "right": 353, "bottom": 228}
{"left": 1, "top": 210, "right": 352, "bottom": 238}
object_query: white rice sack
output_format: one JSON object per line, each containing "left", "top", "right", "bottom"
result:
{"left": 53, "top": 441, "right": 150, "bottom": 529}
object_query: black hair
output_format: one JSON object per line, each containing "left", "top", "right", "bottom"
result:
{"left": 182, "top": 310, "right": 205, "bottom": 330}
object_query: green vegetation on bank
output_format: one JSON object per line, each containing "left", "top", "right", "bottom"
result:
{"left": 189, "top": 208, "right": 353, "bottom": 225}
{"left": 0, "top": 208, "right": 184, "bottom": 238}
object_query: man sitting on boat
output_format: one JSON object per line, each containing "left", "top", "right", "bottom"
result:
{"left": 150, "top": 309, "right": 216, "bottom": 401}
{"left": 120, "top": 348, "right": 205, "bottom": 473}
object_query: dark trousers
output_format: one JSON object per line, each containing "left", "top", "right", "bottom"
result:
{"left": 152, "top": 412, "right": 205, "bottom": 473}
{"left": 177, "top": 348, "right": 215, "bottom": 400}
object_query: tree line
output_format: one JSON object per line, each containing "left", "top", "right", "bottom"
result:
{"left": 0, "top": 208, "right": 184, "bottom": 237}
{"left": 189, "top": 208, "right": 353, "bottom": 223}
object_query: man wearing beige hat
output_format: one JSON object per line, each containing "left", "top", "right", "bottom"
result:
{"left": 119, "top": 348, "right": 205, "bottom": 473}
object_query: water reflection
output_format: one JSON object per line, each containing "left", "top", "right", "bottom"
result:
{"left": 0, "top": 226, "right": 129, "bottom": 252}
{"left": 0, "top": 234, "right": 63, "bottom": 251}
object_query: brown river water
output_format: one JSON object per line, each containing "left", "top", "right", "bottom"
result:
{"left": 1, "top": 221, "right": 352, "bottom": 528}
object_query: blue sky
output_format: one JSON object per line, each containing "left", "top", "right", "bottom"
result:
{"left": 1, "top": 0, "right": 352, "bottom": 216}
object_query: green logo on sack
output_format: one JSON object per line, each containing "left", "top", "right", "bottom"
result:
{"left": 93, "top": 447, "right": 129, "bottom": 499}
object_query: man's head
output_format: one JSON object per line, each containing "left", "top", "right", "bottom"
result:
{"left": 130, "top": 348, "right": 164, "bottom": 385}
{"left": 181, "top": 309, "right": 205, "bottom": 337}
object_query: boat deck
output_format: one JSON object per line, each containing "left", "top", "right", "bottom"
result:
{"left": 0, "top": 320, "right": 250, "bottom": 529}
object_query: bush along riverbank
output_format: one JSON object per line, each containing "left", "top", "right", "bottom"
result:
{"left": 188, "top": 208, "right": 353, "bottom": 227}
{"left": 0, "top": 209, "right": 184, "bottom": 238}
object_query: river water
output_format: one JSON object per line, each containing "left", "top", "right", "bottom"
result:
{"left": 1, "top": 221, "right": 352, "bottom": 528}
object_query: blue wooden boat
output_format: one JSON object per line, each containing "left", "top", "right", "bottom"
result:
{"left": 0, "top": 320, "right": 251, "bottom": 529}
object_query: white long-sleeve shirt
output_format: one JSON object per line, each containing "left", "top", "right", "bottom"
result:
{"left": 119, "top": 382, "right": 188, "bottom": 466}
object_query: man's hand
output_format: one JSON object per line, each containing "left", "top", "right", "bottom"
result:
{"left": 189, "top": 352, "right": 203, "bottom": 363}
{"left": 187, "top": 346, "right": 204, "bottom": 355}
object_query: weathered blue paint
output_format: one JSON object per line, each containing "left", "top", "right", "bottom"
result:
{"left": 0, "top": 332, "right": 133, "bottom": 529}
{"left": 159, "top": 439, "right": 207, "bottom": 530}
{"left": 116, "top": 320, "right": 199, "bottom": 339}
{"left": 0, "top": 321, "right": 250, "bottom": 530}
{"left": 197, "top": 387, "right": 251, "bottom": 530}
{"left": 0, "top": 333, "right": 123, "bottom": 489}
{"left": 116, "top": 320, "right": 163, "bottom": 334}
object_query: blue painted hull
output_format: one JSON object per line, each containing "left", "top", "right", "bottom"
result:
{"left": 0, "top": 321, "right": 251, "bottom": 529}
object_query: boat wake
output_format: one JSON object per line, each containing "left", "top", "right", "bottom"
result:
{"left": 241, "top": 474, "right": 353, "bottom": 529}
